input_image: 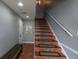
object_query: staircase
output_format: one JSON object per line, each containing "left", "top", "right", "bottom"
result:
{"left": 35, "top": 19, "right": 66, "bottom": 59}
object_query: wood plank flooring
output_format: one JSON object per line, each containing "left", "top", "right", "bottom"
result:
{"left": 17, "top": 44, "right": 34, "bottom": 59}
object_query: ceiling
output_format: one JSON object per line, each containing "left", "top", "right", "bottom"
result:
{"left": 2, "top": 0, "right": 36, "bottom": 20}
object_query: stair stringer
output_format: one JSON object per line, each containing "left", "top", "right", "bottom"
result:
{"left": 46, "top": 20, "right": 69, "bottom": 59}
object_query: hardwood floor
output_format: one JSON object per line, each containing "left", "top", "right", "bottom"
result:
{"left": 17, "top": 44, "right": 34, "bottom": 59}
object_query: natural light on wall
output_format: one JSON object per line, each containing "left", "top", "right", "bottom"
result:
{"left": 36, "top": 0, "right": 41, "bottom": 5}
{"left": 26, "top": 25, "right": 32, "bottom": 32}
{"left": 36, "top": 0, "right": 57, "bottom": 6}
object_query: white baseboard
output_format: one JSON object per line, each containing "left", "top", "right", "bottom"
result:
{"left": 22, "top": 41, "right": 34, "bottom": 44}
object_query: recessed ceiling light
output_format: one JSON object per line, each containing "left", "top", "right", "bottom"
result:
{"left": 18, "top": 2, "right": 23, "bottom": 7}
{"left": 26, "top": 16, "right": 29, "bottom": 18}
{"left": 36, "top": 0, "right": 41, "bottom": 5}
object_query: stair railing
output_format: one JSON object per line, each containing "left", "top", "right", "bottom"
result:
{"left": 47, "top": 13, "right": 73, "bottom": 37}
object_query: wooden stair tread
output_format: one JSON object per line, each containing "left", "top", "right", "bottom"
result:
{"left": 36, "top": 51, "right": 66, "bottom": 57}
{"left": 35, "top": 33, "right": 53, "bottom": 35}
{"left": 35, "top": 31, "right": 51, "bottom": 33}
{"left": 36, "top": 32, "right": 52, "bottom": 34}
{"left": 35, "top": 25, "right": 48, "bottom": 26}
{"left": 35, "top": 29, "right": 50, "bottom": 31}
{"left": 35, "top": 28, "right": 50, "bottom": 30}
{"left": 35, "top": 47, "right": 61, "bottom": 53}
{"left": 35, "top": 56, "right": 46, "bottom": 59}
{"left": 35, "top": 19, "right": 66, "bottom": 59}
{"left": 35, "top": 24, "right": 48, "bottom": 25}
{"left": 35, "top": 56, "right": 66, "bottom": 59}
{"left": 35, "top": 39, "right": 57, "bottom": 42}
{"left": 35, "top": 36, "right": 55, "bottom": 39}
{"left": 35, "top": 41, "right": 58, "bottom": 46}
{"left": 35, "top": 27, "right": 49, "bottom": 28}
{"left": 35, "top": 44, "right": 60, "bottom": 48}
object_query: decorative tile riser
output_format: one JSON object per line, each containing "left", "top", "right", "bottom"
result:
{"left": 35, "top": 36, "right": 55, "bottom": 39}
{"left": 35, "top": 47, "right": 61, "bottom": 53}
{"left": 35, "top": 41, "right": 58, "bottom": 45}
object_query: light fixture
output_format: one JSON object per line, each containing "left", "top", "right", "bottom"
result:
{"left": 18, "top": 2, "right": 23, "bottom": 7}
{"left": 36, "top": 0, "right": 56, "bottom": 6}
{"left": 36, "top": 0, "right": 42, "bottom": 5}
{"left": 26, "top": 16, "right": 29, "bottom": 18}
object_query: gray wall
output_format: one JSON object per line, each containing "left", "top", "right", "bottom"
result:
{"left": 19, "top": 19, "right": 23, "bottom": 44}
{"left": 23, "top": 20, "right": 35, "bottom": 43}
{"left": 0, "top": 1, "right": 22, "bottom": 57}
{"left": 2, "top": 0, "right": 36, "bottom": 21}
{"left": 46, "top": 0, "right": 78, "bottom": 59}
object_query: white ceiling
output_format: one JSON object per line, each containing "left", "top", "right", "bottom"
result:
{"left": 2, "top": 0, "right": 36, "bottom": 20}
